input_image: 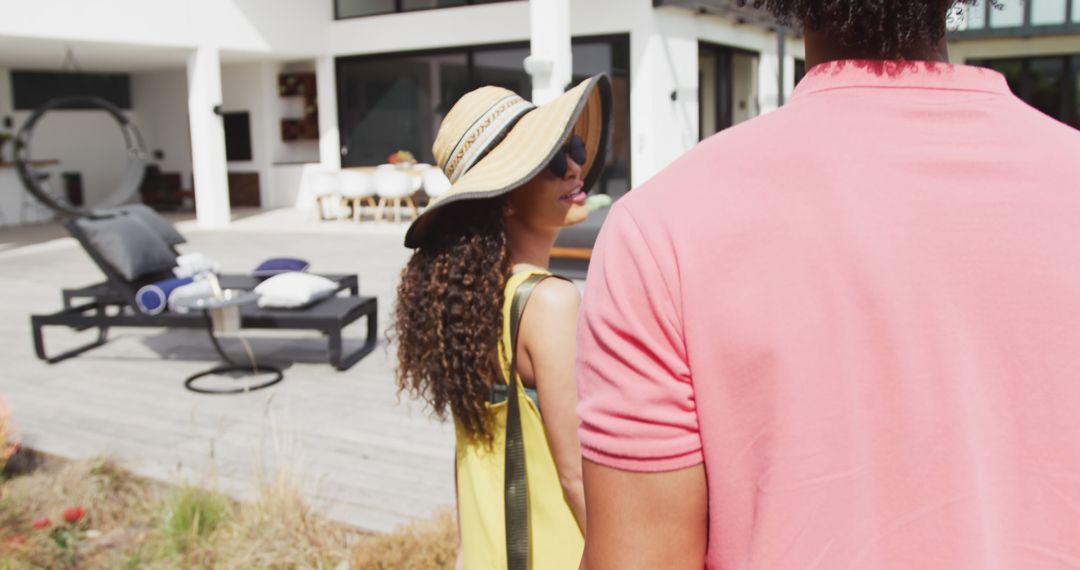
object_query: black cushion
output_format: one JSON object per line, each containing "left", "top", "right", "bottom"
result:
{"left": 75, "top": 215, "right": 178, "bottom": 281}
{"left": 116, "top": 204, "right": 186, "bottom": 246}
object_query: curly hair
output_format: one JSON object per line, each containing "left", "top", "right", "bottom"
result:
{"left": 741, "top": 0, "right": 990, "bottom": 59}
{"left": 392, "top": 198, "right": 512, "bottom": 446}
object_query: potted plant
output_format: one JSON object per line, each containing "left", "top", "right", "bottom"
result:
{"left": 387, "top": 150, "right": 417, "bottom": 169}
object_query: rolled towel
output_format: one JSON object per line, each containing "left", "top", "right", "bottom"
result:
{"left": 167, "top": 279, "right": 216, "bottom": 314}
{"left": 136, "top": 276, "right": 194, "bottom": 315}
{"left": 174, "top": 252, "right": 220, "bottom": 278}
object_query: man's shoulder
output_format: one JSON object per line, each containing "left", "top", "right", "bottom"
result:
{"left": 617, "top": 110, "right": 791, "bottom": 218}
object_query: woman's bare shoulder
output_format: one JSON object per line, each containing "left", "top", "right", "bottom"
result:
{"left": 526, "top": 277, "right": 580, "bottom": 313}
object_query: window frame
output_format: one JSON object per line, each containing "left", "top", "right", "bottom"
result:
{"left": 968, "top": 53, "right": 1080, "bottom": 128}
{"left": 950, "top": 0, "right": 1080, "bottom": 38}
{"left": 333, "top": 0, "right": 519, "bottom": 20}
{"left": 334, "top": 34, "right": 633, "bottom": 184}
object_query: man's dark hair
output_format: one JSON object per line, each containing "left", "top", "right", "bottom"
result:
{"left": 741, "top": 0, "right": 990, "bottom": 59}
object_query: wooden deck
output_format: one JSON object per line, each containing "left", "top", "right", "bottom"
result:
{"left": 0, "top": 208, "right": 455, "bottom": 533}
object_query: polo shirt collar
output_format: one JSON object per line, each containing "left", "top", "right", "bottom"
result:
{"left": 791, "top": 60, "right": 1012, "bottom": 99}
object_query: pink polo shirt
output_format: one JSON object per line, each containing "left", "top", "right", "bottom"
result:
{"left": 577, "top": 60, "right": 1080, "bottom": 568}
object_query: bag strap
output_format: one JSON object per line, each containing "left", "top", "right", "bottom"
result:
{"left": 505, "top": 272, "right": 568, "bottom": 570}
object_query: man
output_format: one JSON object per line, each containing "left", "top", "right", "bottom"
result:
{"left": 576, "top": 1, "right": 1080, "bottom": 568}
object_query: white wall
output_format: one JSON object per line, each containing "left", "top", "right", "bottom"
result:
{"left": 0, "top": 68, "right": 12, "bottom": 130}
{"left": 131, "top": 68, "right": 192, "bottom": 187}
{"left": 631, "top": 7, "right": 699, "bottom": 185}
{"left": 324, "top": 0, "right": 801, "bottom": 187}
{"left": 221, "top": 62, "right": 271, "bottom": 206}
{"left": 0, "top": 0, "right": 328, "bottom": 58}
{"left": 273, "top": 61, "right": 320, "bottom": 166}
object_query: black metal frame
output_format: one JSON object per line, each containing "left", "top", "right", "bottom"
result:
{"left": 14, "top": 96, "right": 148, "bottom": 218}
{"left": 334, "top": 0, "right": 517, "bottom": 20}
{"left": 951, "top": 0, "right": 1080, "bottom": 38}
{"left": 31, "top": 219, "right": 378, "bottom": 371}
{"left": 334, "top": 34, "right": 633, "bottom": 196}
{"left": 698, "top": 42, "right": 759, "bottom": 139}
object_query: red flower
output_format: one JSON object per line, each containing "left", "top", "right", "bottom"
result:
{"left": 32, "top": 517, "right": 51, "bottom": 530}
{"left": 63, "top": 506, "right": 86, "bottom": 524}
{"left": 387, "top": 153, "right": 399, "bottom": 164}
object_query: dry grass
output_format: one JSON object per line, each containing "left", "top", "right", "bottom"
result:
{"left": 0, "top": 455, "right": 458, "bottom": 569}
{"left": 351, "top": 510, "right": 457, "bottom": 570}
{"left": 0, "top": 398, "right": 18, "bottom": 475}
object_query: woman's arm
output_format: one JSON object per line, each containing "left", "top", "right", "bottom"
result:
{"left": 518, "top": 277, "right": 587, "bottom": 530}
{"left": 454, "top": 447, "right": 464, "bottom": 570}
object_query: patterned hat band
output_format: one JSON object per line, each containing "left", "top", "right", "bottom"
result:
{"left": 442, "top": 95, "right": 535, "bottom": 184}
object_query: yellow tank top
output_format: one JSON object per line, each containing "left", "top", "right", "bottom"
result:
{"left": 455, "top": 269, "right": 585, "bottom": 569}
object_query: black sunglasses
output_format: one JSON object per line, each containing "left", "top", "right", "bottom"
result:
{"left": 547, "top": 135, "right": 586, "bottom": 178}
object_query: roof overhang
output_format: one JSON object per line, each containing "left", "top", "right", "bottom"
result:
{"left": 653, "top": 0, "right": 800, "bottom": 34}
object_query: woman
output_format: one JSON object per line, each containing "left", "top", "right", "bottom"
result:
{"left": 393, "top": 74, "right": 612, "bottom": 569}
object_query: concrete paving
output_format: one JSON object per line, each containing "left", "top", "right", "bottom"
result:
{"left": 0, "top": 207, "right": 455, "bottom": 533}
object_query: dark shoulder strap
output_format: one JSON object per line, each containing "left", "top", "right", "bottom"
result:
{"left": 505, "top": 272, "right": 568, "bottom": 570}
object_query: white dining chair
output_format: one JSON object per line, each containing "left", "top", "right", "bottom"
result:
{"left": 338, "top": 170, "right": 377, "bottom": 222}
{"left": 374, "top": 169, "right": 419, "bottom": 222}
{"left": 307, "top": 169, "right": 341, "bottom": 221}
{"left": 421, "top": 169, "right": 452, "bottom": 202}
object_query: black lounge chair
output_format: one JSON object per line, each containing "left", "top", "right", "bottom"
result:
{"left": 31, "top": 214, "right": 377, "bottom": 371}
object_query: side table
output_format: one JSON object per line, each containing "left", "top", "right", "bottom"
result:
{"left": 170, "top": 289, "right": 283, "bottom": 394}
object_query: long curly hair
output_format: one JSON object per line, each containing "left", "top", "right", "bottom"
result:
{"left": 392, "top": 198, "right": 512, "bottom": 446}
{"left": 742, "top": 0, "right": 990, "bottom": 59}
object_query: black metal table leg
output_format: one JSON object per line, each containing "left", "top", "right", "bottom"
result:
{"left": 184, "top": 311, "right": 283, "bottom": 394}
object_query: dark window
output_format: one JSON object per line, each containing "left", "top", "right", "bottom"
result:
{"left": 335, "top": 0, "right": 516, "bottom": 19}
{"left": 12, "top": 71, "right": 132, "bottom": 110}
{"left": 794, "top": 58, "right": 807, "bottom": 86}
{"left": 699, "top": 43, "right": 760, "bottom": 140}
{"left": 970, "top": 55, "right": 1080, "bottom": 129}
{"left": 223, "top": 112, "right": 254, "bottom": 162}
{"left": 336, "top": 35, "right": 633, "bottom": 199}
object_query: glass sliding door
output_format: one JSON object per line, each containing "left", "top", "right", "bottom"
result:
{"left": 337, "top": 53, "right": 468, "bottom": 166}
{"left": 699, "top": 43, "right": 759, "bottom": 140}
{"left": 971, "top": 55, "right": 1079, "bottom": 128}
{"left": 570, "top": 37, "right": 631, "bottom": 199}
{"left": 336, "top": 35, "right": 633, "bottom": 197}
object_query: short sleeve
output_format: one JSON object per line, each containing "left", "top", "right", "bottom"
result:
{"left": 576, "top": 203, "right": 702, "bottom": 472}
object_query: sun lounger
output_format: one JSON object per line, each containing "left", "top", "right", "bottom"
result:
{"left": 31, "top": 214, "right": 377, "bottom": 371}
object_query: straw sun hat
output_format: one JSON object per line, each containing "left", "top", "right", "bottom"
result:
{"left": 404, "top": 73, "right": 613, "bottom": 248}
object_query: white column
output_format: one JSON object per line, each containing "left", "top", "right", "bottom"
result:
{"left": 783, "top": 54, "right": 797, "bottom": 101}
{"left": 527, "top": 0, "right": 572, "bottom": 104}
{"left": 315, "top": 56, "right": 341, "bottom": 171}
{"left": 187, "top": 45, "right": 231, "bottom": 227}
{"left": 630, "top": 8, "right": 699, "bottom": 186}
{"left": 0, "top": 69, "right": 13, "bottom": 124}
{"left": 757, "top": 49, "right": 781, "bottom": 116}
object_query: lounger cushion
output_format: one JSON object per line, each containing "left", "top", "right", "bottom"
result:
{"left": 75, "top": 215, "right": 178, "bottom": 281}
{"left": 116, "top": 204, "right": 187, "bottom": 246}
{"left": 254, "top": 272, "right": 338, "bottom": 309}
{"left": 253, "top": 257, "right": 310, "bottom": 277}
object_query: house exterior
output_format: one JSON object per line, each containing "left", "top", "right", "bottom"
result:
{"left": 0, "top": 0, "right": 1074, "bottom": 228}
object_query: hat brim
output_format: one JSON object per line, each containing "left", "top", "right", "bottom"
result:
{"left": 405, "top": 73, "right": 614, "bottom": 249}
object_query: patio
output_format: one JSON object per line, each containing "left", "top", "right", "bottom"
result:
{"left": 0, "top": 208, "right": 455, "bottom": 534}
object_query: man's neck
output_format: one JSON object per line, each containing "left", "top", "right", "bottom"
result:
{"left": 803, "top": 30, "right": 950, "bottom": 70}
